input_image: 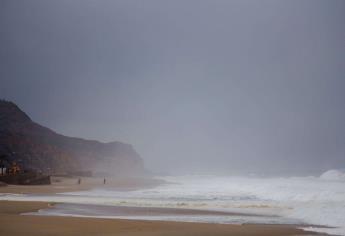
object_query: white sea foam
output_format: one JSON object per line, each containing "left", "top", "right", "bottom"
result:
{"left": 1, "top": 172, "right": 345, "bottom": 235}
{"left": 320, "top": 169, "right": 345, "bottom": 181}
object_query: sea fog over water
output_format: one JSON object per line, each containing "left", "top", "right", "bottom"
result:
{"left": 2, "top": 171, "right": 345, "bottom": 235}
{"left": 2, "top": 0, "right": 344, "bottom": 176}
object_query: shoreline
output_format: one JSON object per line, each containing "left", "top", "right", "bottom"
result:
{"left": 0, "top": 176, "right": 333, "bottom": 235}
{"left": 0, "top": 200, "right": 323, "bottom": 236}
{"left": 0, "top": 176, "right": 165, "bottom": 194}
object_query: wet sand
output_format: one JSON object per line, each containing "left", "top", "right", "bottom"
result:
{"left": 0, "top": 177, "right": 324, "bottom": 236}
{"left": 43, "top": 202, "right": 262, "bottom": 217}
{"left": 0, "top": 201, "right": 321, "bottom": 236}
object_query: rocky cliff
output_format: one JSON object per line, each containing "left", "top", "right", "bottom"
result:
{"left": 0, "top": 100, "right": 145, "bottom": 176}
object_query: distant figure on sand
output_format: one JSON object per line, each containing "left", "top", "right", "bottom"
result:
{"left": 103, "top": 178, "right": 106, "bottom": 184}
{"left": 78, "top": 178, "right": 81, "bottom": 185}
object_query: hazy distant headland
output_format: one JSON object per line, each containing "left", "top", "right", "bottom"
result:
{"left": 0, "top": 100, "right": 146, "bottom": 176}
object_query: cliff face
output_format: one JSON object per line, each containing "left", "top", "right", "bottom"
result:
{"left": 0, "top": 100, "right": 145, "bottom": 176}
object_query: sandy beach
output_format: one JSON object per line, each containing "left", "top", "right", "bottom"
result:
{"left": 0, "top": 176, "right": 164, "bottom": 194}
{"left": 0, "top": 177, "right": 323, "bottom": 236}
{"left": 0, "top": 200, "right": 321, "bottom": 236}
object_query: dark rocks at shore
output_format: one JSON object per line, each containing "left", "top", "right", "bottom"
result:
{"left": 0, "top": 172, "right": 51, "bottom": 185}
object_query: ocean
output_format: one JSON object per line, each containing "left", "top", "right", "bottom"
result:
{"left": 1, "top": 172, "right": 345, "bottom": 235}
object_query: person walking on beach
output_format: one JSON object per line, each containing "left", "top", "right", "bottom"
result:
{"left": 103, "top": 178, "right": 106, "bottom": 184}
{"left": 78, "top": 178, "right": 81, "bottom": 185}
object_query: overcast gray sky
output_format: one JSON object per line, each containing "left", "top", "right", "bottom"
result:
{"left": 1, "top": 0, "right": 344, "bottom": 175}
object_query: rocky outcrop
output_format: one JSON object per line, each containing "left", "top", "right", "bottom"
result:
{"left": 0, "top": 100, "right": 146, "bottom": 176}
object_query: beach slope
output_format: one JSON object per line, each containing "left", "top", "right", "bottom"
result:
{"left": 0, "top": 201, "right": 319, "bottom": 236}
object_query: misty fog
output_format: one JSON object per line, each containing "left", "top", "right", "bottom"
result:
{"left": 1, "top": 0, "right": 344, "bottom": 175}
